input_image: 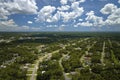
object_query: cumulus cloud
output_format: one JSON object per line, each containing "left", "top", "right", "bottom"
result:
{"left": 0, "top": 19, "right": 25, "bottom": 31}
{"left": 59, "top": 1, "right": 84, "bottom": 22}
{"left": 30, "top": 27, "right": 41, "bottom": 31}
{"left": 118, "top": 0, "right": 120, "bottom": 4}
{"left": 0, "top": 19, "right": 17, "bottom": 27}
{"left": 79, "top": 0, "right": 86, "bottom": 3}
{"left": 69, "top": 0, "right": 86, "bottom": 3}
{"left": 0, "top": 19, "right": 39, "bottom": 31}
{"left": 78, "top": 19, "right": 83, "bottom": 21}
{"left": 28, "top": 21, "right": 33, "bottom": 24}
{"left": 86, "top": 11, "right": 104, "bottom": 26}
{"left": 36, "top": 1, "right": 84, "bottom": 23}
{"left": 71, "top": 1, "right": 79, "bottom": 9}
{"left": 0, "top": 0, "right": 39, "bottom": 31}
{"left": 75, "top": 21, "right": 93, "bottom": 27}
{"left": 60, "top": 0, "right": 68, "bottom": 5}
{"left": 57, "top": 5, "right": 70, "bottom": 11}
{"left": 100, "top": 3, "right": 120, "bottom": 26}
{"left": 0, "top": 7, "right": 9, "bottom": 19}
{"left": 0, "top": 0, "right": 38, "bottom": 20}
{"left": 60, "top": 9, "right": 84, "bottom": 22}
{"left": 0, "top": 19, "right": 41, "bottom": 31}
{"left": 77, "top": 4, "right": 120, "bottom": 27}
{"left": 37, "top": 5, "right": 56, "bottom": 22}
{"left": 100, "top": 3, "right": 117, "bottom": 14}
{"left": 105, "top": 8, "right": 120, "bottom": 25}
{"left": 46, "top": 25, "right": 57, "bottom": 28}
{"left": 69, "top": 0, "right": 76, "bottom": 2}
{"left": 21, "top": 25, "right": 30, "bottom": 29}
{"left": 58, "top": 25, "right": 65, "bottom": 31}
{"left": 51, "top": 11, "right": 61, "bottom": 22}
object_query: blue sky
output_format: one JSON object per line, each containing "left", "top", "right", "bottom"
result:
{"left": 0, "top": 0, "right": 120, "bottom": 31}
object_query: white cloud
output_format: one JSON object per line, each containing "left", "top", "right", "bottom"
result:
{"left": 58, "top": 25, "right": 65, "bottom": 31}
{"left": 100, "top": 3, "right": 117, "bottom": 14}
{"left": 86, "top": 11, "right": 104, "bottom": 26}
{"left": 71, "top": 1, "right": 79, "bottom": 9}
{"left": 7, "top": 0, "right": 37, "bottom": 14}
{"left": 69, "top": 0, "right": 86, "bottom": 3}
{"left": 0, "top": 19, "right": 28, "bottom": 31}
{"left": 67, "top": 0, "right": 86, "bottom": 3}
{"left": 78, "top": 0, "right": 86, "bottom": 3}
{"left": 0, "top": 7, "right": 9, "bottom": 19}
{"left": 60, "top": 2, "right": 84, "bottom": 22}
{"left": 30, "top": 27, "right": 41, "bottom": 31}
{"left": 0, "top": 19, "right": 41, "bottom": 31}
{"left": 46, "top": 25, "right": 57, "bottom": 28}
{"left": 35, "top": 1, "right": 120, "bottom": 28}
{"left": 21, "top": 25, "right": 30, "bottom": 29}
{"left": 0, "top": 0, "right": 38, "bottom": 20}
{"left": 57, "top": 5, "right": 70, "bottom": 11}
{"left": 80, "top": 4, "right": 120, "bottom": 27}
{"left": 107, "top": 8, "right": 120, "bottom": 21}
{"left": 60, "top": 8, "right": 84, "bottom": 22}
{"left": 69, "top": 0, "right": 76, "bottom": 2}
{"left": 105, "top": 8, "right": 120, "bottom": 25}
{"left": 0, "top": 19, "right": 17, "bottom": 27}
{"left": 75, "top": 21, "right": 93, "bottom": 27}
{"left": 36, "top": 1, "right": 84, "bottom": 23}
{"left": 78, "top": 19, "right": 83, "bottom": 21}
{"left": 28, "top": 21, "right": 33, "bottom": 24}
{"left": 118, "top": 0, "right": 120, "bottom": 4}
{"left": 37, "top": 5, "right": 56, "bottom": 22}
{"left": 60, "top": 0, "right": 68, "bottom": 5}
{"left": 100, "top": 3, "right": 120, "bottom": 26}
{"left": 74, "top": 10, "right": 105, "bottom": 27}
{"left": 51, "top": 11, "right": 61, "bottom": 22}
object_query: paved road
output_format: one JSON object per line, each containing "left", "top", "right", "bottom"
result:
{"left": 28, "top": 43, "right": 70, "bottom": 80}
{"left": 59, "top": 54, "right": 71, "bottom": 80}
{"left": 29, "top": 50, "right": 60, "bottom": 80}
{"left": 108, "top": 39, "right": 112, "bottom": 47}
{"left": 80, "top": 41, "right": 97, "bottom": 67}
{"left": 101, "top": 42, "right": 106, "bottom": 65}
{"left": 27, "top": 38, "right": 90, "bottom": 80}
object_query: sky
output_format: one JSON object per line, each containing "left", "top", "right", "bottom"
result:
{"left": 0, "top": 0, "right": 120, "bottom": 32}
